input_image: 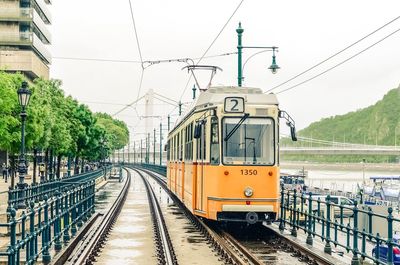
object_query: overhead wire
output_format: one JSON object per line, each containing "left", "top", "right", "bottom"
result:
{"left": 275, "top": 26, "right": 400, "bottom": 95}
{"left": 178, "top": 0, "right": 245, "bottom": 101}
{"left": 53, "top": 52, "right": 237, "bottom": 64}
{"left": 127, "top": 0, "right": 146, "bottom": 119}
{"left": 53, "top": 57, "right": 141, "bottom": 63}
{"left": 265, "top": 15, "right": 400, "bottom": 94}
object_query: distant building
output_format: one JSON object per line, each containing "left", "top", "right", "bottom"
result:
{"left": 0, "top": 0, "right": 52, "bottom": 81}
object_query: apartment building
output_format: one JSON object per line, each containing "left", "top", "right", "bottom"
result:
{"left": 0, "top": 0, "right": 52, "bottom": 80}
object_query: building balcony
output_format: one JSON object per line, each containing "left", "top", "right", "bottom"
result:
{"left": 32, "top": 0, "right": 52, "bottom": 24}
{"left": 19, "top": 0, "right": 52, "bottom": 24}
{"left": 32, "top": 8, "right": 51, "bottom": 43}
{"left": 0, "top": 31, "right": 51, "bottom": 64}
{"left": 0, "top": 50, "right": 49, "bottom": 80}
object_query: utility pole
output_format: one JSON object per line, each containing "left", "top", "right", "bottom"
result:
{"left": 147, "top": 133, "right": 150, "bottom": 163}
{"left": 128, "top": 141, "right": 130, "bottom": 164}
{"left": 168, "top": 115, "right": 170, "bottom": 131}
{"left": 134, "top": 141, "right": 136, "bottom": 164}
{"left": 237, "top": 22, "right": 243, "bottom": 86}
{"left": 236, "top": 22, "right": 279, "bottom": 87}
{"left": 160, "top": 123, "right": 162, "bottom": 165}
{"left": 153, "top": 129, "right": 156, "bottom": 164}
{"left": 192, "top": 84, "right": 197, "bottom": 99}
{"left": 140, "top": 139, "right": 143, "bottom": 163}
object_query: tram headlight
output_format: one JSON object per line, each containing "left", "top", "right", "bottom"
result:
{"left": 244, "top": 187, "right": 253, "bottom": 197}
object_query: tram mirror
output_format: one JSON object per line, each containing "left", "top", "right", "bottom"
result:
{"left": 194, "top": 123, "right": 201, "bottom": 139}
{"left": 290, "top": 126, "right": 297, "bottom": 141}
{"left": 164, "top": 145, "right": 168, "bottom": 152}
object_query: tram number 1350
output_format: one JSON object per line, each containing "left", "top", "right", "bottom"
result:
{"left": 240, "top": 169, "right": 258, "bottom": 175}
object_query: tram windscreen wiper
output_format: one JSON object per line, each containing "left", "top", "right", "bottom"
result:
{"left": 224, "top": 113, "right": 249, "bottom": 142}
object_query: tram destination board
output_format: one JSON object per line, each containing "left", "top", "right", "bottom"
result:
{"left": 224, "top": 97, "right": 245, "bottom": 113}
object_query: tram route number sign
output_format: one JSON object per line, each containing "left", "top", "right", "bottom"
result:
{"left": 224, "top": 97, "right": 245, "bottom": 113}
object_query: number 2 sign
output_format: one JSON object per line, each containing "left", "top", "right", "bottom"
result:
{"left": 224, "top": 97, "right": 244, "bottom": 113}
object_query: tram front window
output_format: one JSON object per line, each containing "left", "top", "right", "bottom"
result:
{"left": 223, "top": 118, "right": 274, "bottom": 165}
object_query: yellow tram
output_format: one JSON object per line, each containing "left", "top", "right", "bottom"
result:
{"left": 166, "top": 86, "right": 296, "bottom": 224}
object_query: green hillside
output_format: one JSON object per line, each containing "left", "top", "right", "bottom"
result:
{"left": 282, "top": 87, "right": 400, "bottom": 163}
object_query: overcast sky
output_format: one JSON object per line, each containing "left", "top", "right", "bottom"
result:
{"left": 49, "top": 0, "right": 400, "bottom": 142}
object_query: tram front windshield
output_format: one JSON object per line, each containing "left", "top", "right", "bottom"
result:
{"left": 223, "top": 118, "right": 274, "bottom": 165}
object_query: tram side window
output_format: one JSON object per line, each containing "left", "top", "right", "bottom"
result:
{"left": 176, "top": 134, "right": 180, "bottom": 161}
{"left": 196, "top": 121, "right": 206, "bottom": 161}
{"left": 180, "top": 130, "right": 184, "bottom": 161}
{"left": 189, "top": 122, "right": 193, "bottom": 160}
{"left": 167, "top": 140, "right": 170, "bottom": 160}
{"left": 210, "top": 118, "right": 219, "bottom": 165}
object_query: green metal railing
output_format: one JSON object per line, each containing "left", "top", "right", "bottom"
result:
{"left": 135, "top": 163, "right": 400, "bottom": 265}
{"left": 7, "top": 166, "right": 111, "bottom": 210}
{"left": 128, "top": 163, "right": 167, "bottom": 176}
{"left": 0, "top": 180, "right": 95, "bottom": 264}
{"left": 279, "top": 184, "right": 400, "bottom": 265}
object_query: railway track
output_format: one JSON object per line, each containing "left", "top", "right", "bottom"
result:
{"left": 134, "top": 168, "right": 178, "bottom": 265}
{"left": 59, "top": 165, "right": 335, "bottom": 265}
{"left": 136, "top": 166, "right": 334, "bottom": 265}
{"left": 57, "top": 168, "right": 131, "bottom": 265}
{"left": 133, "top": 167, "right": 282, "bottom": 265}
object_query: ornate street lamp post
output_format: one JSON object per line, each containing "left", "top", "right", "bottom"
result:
{"left": 236, "top": 22, "right": 280, "bottom": 86}
{"left": 17, "top": 81, "right": 31, "bottom": 209}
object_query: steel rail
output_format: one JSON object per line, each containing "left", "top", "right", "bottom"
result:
{"left": 66, "top": 168, "right": 131, "bottom": 265}
{"left": 132, "top": 168, "right": 178, "bottom": 265}
{"left": 133, "top": 167, "right": 264, "bottom": 265}
{"left": 137, "top": 166, "right": 335, "bottom": 265}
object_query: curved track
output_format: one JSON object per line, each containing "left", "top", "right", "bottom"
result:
{"left": 136, "top": 166, "right": 333, "bottom": 265}
{"left": 133, "top": 167, "right": 266, "bottom": 265}
{"left": 133, "top": 168, "right": 178, "bottom": 265}
{"left": 65, "top": 168, "right": 131, "bottom": 265}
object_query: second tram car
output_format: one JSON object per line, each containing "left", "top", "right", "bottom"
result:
{"left": 166, "top": 86, "right": 296, "bottom": 224}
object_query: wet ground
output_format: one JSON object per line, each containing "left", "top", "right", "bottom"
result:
{"left": 94, "top": 169, "right": 157, "bottom": 265}
{"left": 142, "top": 170, "right": 224, "bottom": 265}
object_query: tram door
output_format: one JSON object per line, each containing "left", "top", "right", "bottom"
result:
{"left": 195, "top": 121, "right": 206, "bottom": 212}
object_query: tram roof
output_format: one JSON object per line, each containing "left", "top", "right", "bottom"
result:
{"left": 170, "top": 86, "right": 278, "bottom": 133}
{"left": 191, "top": 86, "right": 278, "bottom": 110}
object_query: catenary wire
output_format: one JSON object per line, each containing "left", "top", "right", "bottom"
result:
{"left": 275, "top": 27, "right": 400, "bottom": 95}
{"left": 265, "top": 15, "right": 400, "bottom": 94}
{"left": 178, "top": 0, "right": 244, "bottom": 101}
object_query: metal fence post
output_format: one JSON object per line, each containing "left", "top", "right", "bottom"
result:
{"left": 42, "top": 195, "right": 51, "bottom": 263}
{"left": 324, "top": 195, "right": 332, "bottom": 255}
{"left": 91, "top": 180, "right": 95, "bottom": 214}
{"left": 77, "top": 186, "right": 83, "bottom": 228}
{"left": 9, "top": 208, "right": 16, "bottom": 265}
{"left": 70, "top": 185, "right": 77, "bottom": 236}
{"left": 351, "top": 200, "right": 360, "bottom": 265}
{"left": 279, "top": 183, "right": 285, "bottom": 231}
{"left": 63, "top": 189, "right": 70, "bottom": 243}
{"left": 29, "top": 201, "right": 35, "bottom": 262}
{"left": 54, "top": 191, "right": 62, "bottom": 251}
{"left": 387, "top": 207, "right": 394, "bottom": 265}
{"left": 291, "top": 189, "right": 297, "bottom": 237}
{"left": 306, "top": 192, "right": 313, "bottom": 245}
{"left": 82, "top": 184, "right": 88, "bottom": 222}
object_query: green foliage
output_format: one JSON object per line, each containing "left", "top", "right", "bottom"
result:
{"left": 282, "top": 87, "right": 400, "bottom": 163}
{"left": 94, "top": 113, "right": 129, "bottom": 151}
{"left": 0, "top": 72, "right": 129, "bottom": 161}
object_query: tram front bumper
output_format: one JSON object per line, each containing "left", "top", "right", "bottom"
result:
{"left": 217, "top": 205, "right": 276, "bottom": 223}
